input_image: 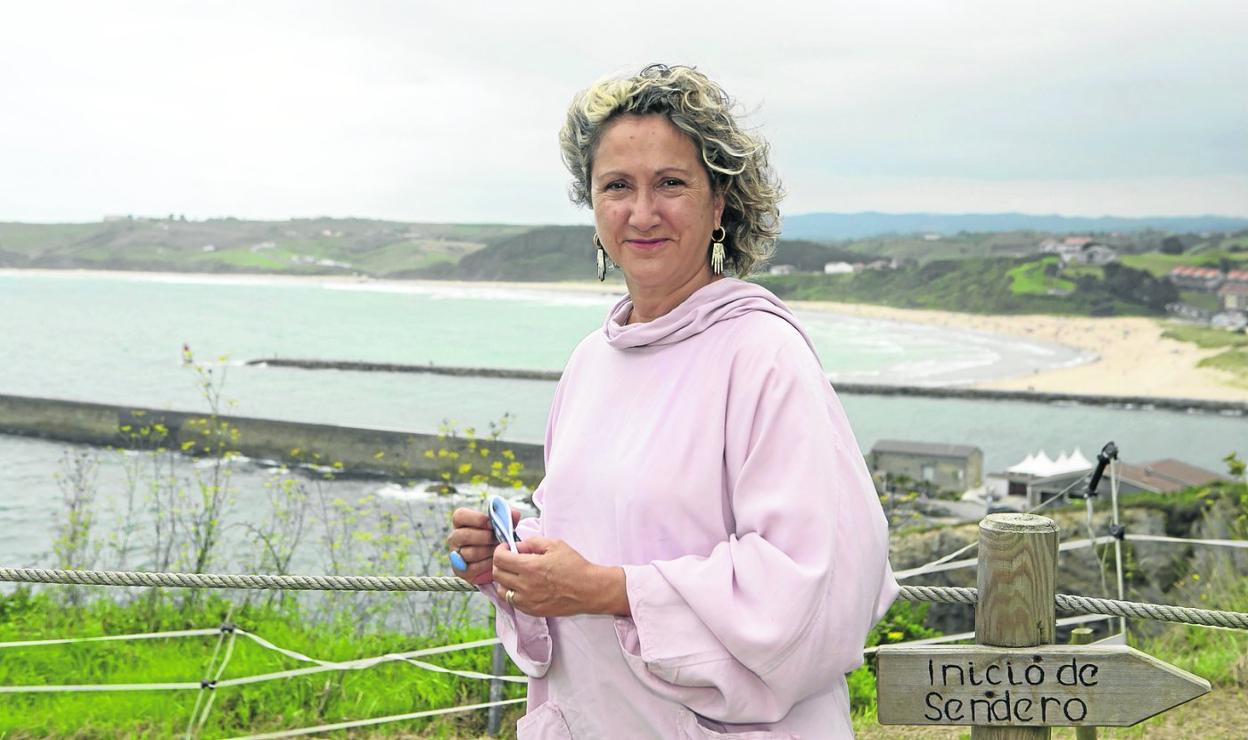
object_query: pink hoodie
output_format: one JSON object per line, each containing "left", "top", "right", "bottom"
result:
{"left": 485, "top": 278, "right": 898, "bottom": 739}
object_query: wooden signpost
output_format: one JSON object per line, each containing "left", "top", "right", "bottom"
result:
{"left": 878, "top": 644, "right": 1209, "bottom": 727}
{"left": 877, "top": 514, "right": 1210, "bottom": 737}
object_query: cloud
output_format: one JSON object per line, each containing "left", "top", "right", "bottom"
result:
{"left": 1, "top": 1, "right": 1244, "bottom": 222}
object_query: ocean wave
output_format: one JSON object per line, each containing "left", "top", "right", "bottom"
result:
{"left": 321, "top": 280, "right": 620, "bottom": 308}
{"left": 373, "top": 481, "right": 535, "bottom": 511}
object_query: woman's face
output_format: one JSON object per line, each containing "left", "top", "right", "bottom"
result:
{"left": 590, "top": 114, "right": 724, "bottom": 294}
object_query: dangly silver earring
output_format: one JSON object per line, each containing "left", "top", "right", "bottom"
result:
{"left": 710, "top": 226, "right": 727, "bottom": 275}
{"left": 594, "top": 234, "right": 607, "bottom": 281}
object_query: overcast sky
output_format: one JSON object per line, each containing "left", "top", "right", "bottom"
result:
{"left": 2, "top": 1, "right": 1246, "bottom": 224}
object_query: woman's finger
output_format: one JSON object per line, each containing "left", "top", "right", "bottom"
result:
{"left": 492, "top": 543, "right": 532, "bottom": 575}
{"left": 516, "top": 537, "right": 555, "bottom": 555}
{"left": 455, "top": 544, "right": 496, "bottom": 564}
{"left": 491, "top": 566, "right": 519, "bottom": 592}
{"left": 494, "top": 582, "right": 516, "bottom": 605}
{"left": 458, "top": 558, "right": 493, "bottom": 585}
{"left": 446, "top": 526, "right": 496, "bottom": 550}
{"left": 452, "top": 507, "right": 491, "bottom": 529}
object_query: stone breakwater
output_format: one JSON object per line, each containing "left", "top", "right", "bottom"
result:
{"left": 0, "top": 393, "right": 545, "bottom": 484}
{"left": 247, "top": 358, "right": 1248, "bottom": 416}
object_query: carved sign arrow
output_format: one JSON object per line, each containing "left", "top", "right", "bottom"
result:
{"left": 877, "top": 644, "right": 1210, "bottom": 727}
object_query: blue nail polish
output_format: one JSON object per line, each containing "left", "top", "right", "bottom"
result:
{"left": 449, "top": 551, "right": 467, "bottom": 571}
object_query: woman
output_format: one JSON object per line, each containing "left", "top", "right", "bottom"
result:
{"left": 448, "top": 64, "right": 897, "bottom": 739}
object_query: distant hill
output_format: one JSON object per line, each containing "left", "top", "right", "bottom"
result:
{"left": 754, "top": 256, "right": 1181, "bottom": 317}
{"left": 781, "top": 212, "right": 1248, "bottom": 241}
{"left": 443, "top": 225, "right": 596, "bottom": 280}
{"left": 0, "top": 218, "right": 530, "bottom": 277}
{"left": 0, "top": 218, "right": 864, "bottom": 280}
{"left": 436, "top": 227, "right": 863, "bottom": 281}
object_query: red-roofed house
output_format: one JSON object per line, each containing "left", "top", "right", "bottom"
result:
{"left": 1168, "top": 266, "right": 1225, "bottom": 292}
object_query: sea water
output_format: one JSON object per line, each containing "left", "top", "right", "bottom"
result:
{"left": 0, "top": 270, "right": 1243, "bottom": 568}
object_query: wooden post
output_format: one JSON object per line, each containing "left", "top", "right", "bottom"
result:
{"left": 877, "top": 512, "right": 1208, "bottom": 731}
{"left": 973, "top": 513, "right": 1059, "bottom": 739}
{"left": 1069, "top": 628, "right": 1097, "bottom": 740}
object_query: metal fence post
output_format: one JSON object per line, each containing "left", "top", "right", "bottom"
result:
{"left": 486, "top": 640, "right": 506, "bottom": 736}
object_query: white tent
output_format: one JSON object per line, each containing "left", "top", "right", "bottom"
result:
{"left": 1067, "top": 448, "right": 1093, "bottom": 471}
{"left": 1008, "top": 453, "right": 1037, "bottom": 474}
{"left": 1032, "top": 451, "right": 1056, "bottom": 476}
{"left": 1007, "top": 448, "right": 1095, "bottom": 477}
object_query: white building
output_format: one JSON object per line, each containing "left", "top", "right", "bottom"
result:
{"left": 824, "top": 262, "right": 854, "bottom": 275}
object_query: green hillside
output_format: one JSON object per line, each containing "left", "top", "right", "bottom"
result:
{"left": 442, "top": 225, "right": 597, "bottom": 280}
{"left": 0, "top": 218, "right": 531, "bottom": 277}
{"left": 754, "top": 256, "right": 1179, "bottom": 316}
{"left": 830, "top": 229, "right": 1248, "bottom": 265}
{"left": 431, "top": 228, "right": 862, "bottom": 282}
{"left": 5, "top": 219, "right": 1242, "bottom": 319}
{"left": 0, "top": 219, "right": 866, "bottom": 282}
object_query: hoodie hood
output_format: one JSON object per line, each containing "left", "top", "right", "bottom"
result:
{"left": 602, "top": 278, "right": 820, "bottom": 358}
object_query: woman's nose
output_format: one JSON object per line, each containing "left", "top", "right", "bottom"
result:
{"left": 627, "top": 190, "right": 661, "bottom": 231}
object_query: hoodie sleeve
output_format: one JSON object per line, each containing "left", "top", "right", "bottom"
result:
{"left": 612, "top": 330, "right": 899, "bottom": 723}
{"left": 476, "top": 380, "right": 568, "bottom": 678}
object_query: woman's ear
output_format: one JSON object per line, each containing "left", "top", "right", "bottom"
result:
{"left": 713, "top": 190, "right": 726, "bottom": 225}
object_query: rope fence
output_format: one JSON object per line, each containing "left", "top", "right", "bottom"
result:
{"left": 896, "top": 585, "right": 1248, "bottom": 630}
{"left": 0, "top": 568, "right": 474, "bottom": 592}
{"left": 1, "top": 520, "right": 1244, "bottom": 735}
{"left": 0, "top": 615, "right": 529, "bottom": 738}
{"left": 0, "top": 629, "right": 527, "bottom": 694}
{"left": 4, "top": 563, "right": 1247, "bottom": 630}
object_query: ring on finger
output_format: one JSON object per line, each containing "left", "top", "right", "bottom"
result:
{"left": 505, "top": 588, "right": 516, "bottom": 607}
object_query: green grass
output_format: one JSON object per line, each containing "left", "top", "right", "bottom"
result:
{"left": 1120, "top": 251, "right": 1248, "bottom": 277}
{"left": 1060, "top": 263, "right": 1105, "bottom": 280}
{"left": 1007, "top": 257, "right": 1076, "bottom": 295}
{"left": 1162, "top": 323, "right": 1248, "bottom": 349}
{"left": 754, "top": 257, "right": 1163, "bottom": 316}
{"left": 353, "top": 239, "right": 484, "bottom": 276}
{"left": 0, "top": 591, "right": 523, "bottom": 738}
{"left": 205, "top": 248, "right": 299, "bottom": 270}
{"left": 1178, "top": 290, "right": 1223, "bottom": 313}
{"left": 836, "top": 231, "right": 1046, "bottom": 263}
{"left": 1161, "top": 324, "right": 1248, "bottom": 386}
{"left": 1199, "top": 349, "right": 1248, "bottom": 381}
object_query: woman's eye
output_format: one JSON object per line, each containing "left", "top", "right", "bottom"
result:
{"left": 662, "top": 178, "right": 684, "bottom": 187}
{"left": 604, "top": 181, "right": 626, "bottom": 191}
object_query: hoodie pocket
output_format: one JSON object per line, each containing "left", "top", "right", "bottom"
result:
{"left": 677, "top": 709, "right": 799, "bottom": 740}
{"left": 516, "top": 700, "right": 573, "bottom": 740}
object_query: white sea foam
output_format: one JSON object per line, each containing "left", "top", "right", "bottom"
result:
{"left": 796, "top": 308, "right": 1088, "bottom": 385}
{"left": 320, "top": 280, "right": 620, "bottom": 308}
{"left": 373, "top": 481, "right": 535, "bottom": 512}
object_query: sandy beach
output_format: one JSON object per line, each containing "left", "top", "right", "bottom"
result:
{"left": 6, "top": 268, "right": 1245, "bottom": 402}
{"left": 789, "top": 300, "right": 1247, "bottom": 402}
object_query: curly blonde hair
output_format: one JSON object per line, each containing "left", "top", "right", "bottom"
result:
{"left": 559, "top": 64, "right": 783, "bottom": 277}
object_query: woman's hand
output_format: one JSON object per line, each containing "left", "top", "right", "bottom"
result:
{"left": 492, "top": 537, "right": 630, "bottom": 618}
{"left": 446, "top": 507, "right": 520, "bottom": 586}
